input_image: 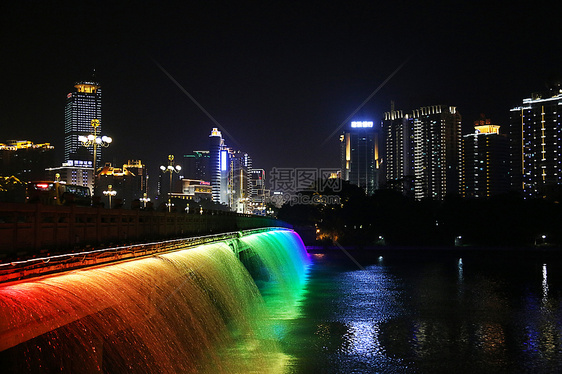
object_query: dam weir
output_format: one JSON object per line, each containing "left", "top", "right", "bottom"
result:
{"left": 0, "top": 228, "right": 310, "bottom": 373}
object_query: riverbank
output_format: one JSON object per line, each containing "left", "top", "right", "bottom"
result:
{"left": 306, "top": 244, "right": 562, "bottom": 260}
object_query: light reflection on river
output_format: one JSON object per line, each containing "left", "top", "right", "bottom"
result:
{"left": 280, "top": 251, "right": 562, "bottom": 373}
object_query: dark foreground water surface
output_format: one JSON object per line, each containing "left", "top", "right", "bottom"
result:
{"left": 277, "top": 249, "right": 562, "bottom": 374}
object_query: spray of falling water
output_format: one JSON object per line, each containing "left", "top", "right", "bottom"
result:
{"left": 0, "top": 229, "right": 310, "bottom": 373}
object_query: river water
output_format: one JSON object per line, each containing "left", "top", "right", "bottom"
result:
{"left": 2, "top": 239, "right": 562, "bottom": 373}
{"left": 274, "top": 249, "right": 562, "bottom": 374}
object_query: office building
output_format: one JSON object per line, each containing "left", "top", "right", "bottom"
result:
{"left": 209, "top": 128, "right": 229, "bottom": 205}
{"left": 412, "top": 105, "right": 462, "bottom": 200}
{"left": 461, "top": 117, "right": 510, "bottom": 198}
{"left": 382, "top": 108, "right": 415, "bottom": 197}
{"left": 249, "top": 169, "right": 267, "bottom": 214}
{"left": 45, "top": 162, "right": 94, "bottom": 191}
{"left": 340, "top": 121, "right": 381, "bottom": 195}
{"left": 208, "top": 128, "right": 255, "bottom": 211}
{"left": 229, "top": 150, "right": 252, "bottom": 213}
{"left": 173, "top": 179, "right": 212, "bottom": 201}
{"left": 64, "top": 80, "right": 102, "bottom": 165}
{"left": 182, "top": 151, "right": 210, "bottom": 181}
{"left": 380, "top": 105, "right": 461, "bottom": 200}
{"left": 97, "top": 161, "right": 148, "bottom": 208}
{"left": 508, "top": 84, "right": 562, "bottom": 198}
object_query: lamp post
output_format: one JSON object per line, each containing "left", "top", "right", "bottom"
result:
{"left": 160, "top": 155, "right": 181, "bottom": 212}
{"left": 103, "top": 184, "right": 116, "bottom": 209}
{"left": 78, "top": 119, "right": 112, "bottom": 174}
{"left": 140, "top": 193, "right": 151, "bottom": 208}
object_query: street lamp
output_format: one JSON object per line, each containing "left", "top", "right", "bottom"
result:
{"left": 103, "top": 184, "right": 117, "bottom": 209}
{"left": 160, "top": 155, "right": 181, "bottom": 212}
{"left": 140, "top": 193, "right": 151, "bottom": 208}
{"left": 78, "top": 119, "right": 112, "bottom": 173}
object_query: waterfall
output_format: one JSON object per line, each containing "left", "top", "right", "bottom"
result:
{"left": 0, "top": 229, "right": 309, "bottom": 373}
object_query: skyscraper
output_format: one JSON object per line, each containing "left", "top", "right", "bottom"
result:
{"left": 382, "top": 105, "right": 461, "bottom": 200}
{"left": 229, "top": 150, "right": 252, "bottom": 213}
{"left": 382, "top": 107, "right": 415, "bottom": 197}
{"left": 209, "top": 128, "right": 228, "bottom": 204}
{"left": 64, "top": 80, "right": 102, "bottom": 165}
{"left": 182, "top": 151, "right": 210, "bottom": 181}
{"left": 508, "top": 84, "right": 562, "bottom": 198}
{"left": 208, "top": 128, "right": 254, "bottom": 210}
{"left": 461, "top": 117, "right": 510, "bottom": 198}
{"left": 340, "top": 121, "right": 381, "bottom": 195}
{"left": 250, "top": 169, "right": 267, "bottom": 215}
{"left": 412, "top": 105, "right": 462, "bottom": 200}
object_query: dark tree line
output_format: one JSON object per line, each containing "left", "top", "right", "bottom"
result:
{"left": 278, "top": 181, "right": 562, "bottom": 248}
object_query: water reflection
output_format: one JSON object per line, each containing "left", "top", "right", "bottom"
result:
{"left": 542, "top": 263, "right": 548, "bottom": 303}
{"left": 340, "top": 321, "right": 382, "bottom": 356}
{"left": 288, "top": 252, "right": 562, "bottom": 373}
{"left": 325, "top": 263, "right": 410, "bottom": 371}
{"left": 477, "top": 323, "right": 506, "bottom": 355}
{"left": 458, "top": 257, "right": 464, "bottom": 301}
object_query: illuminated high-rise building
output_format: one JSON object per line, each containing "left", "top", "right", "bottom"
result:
{"left": 380, "top": 105, "right": 461, "bottom": 200}
{"left": 64, "top": 80, "right": 102, "bottom": 165}
{"left": 182, "top": 151, "right": 210, "bottom": 181}
{"left": 250, "top": 169, "right": 267, "bottom": 215}
{"left": 208, "top": 128, "right": 254, "bottom": 210}
{"left": 461, "top": 117, "right": 510, "bottom": 198}
{"left": 209, "top": 128, "right": 229, "bottom": 204}
{"left": 412, "top": 105, "right": 462, "bottom": 200}
{"left": 229, "top": 150, "right": 252, "bottom": 213}
{"left": 340, "top": 121, "right": 381, "bottom": 195}
{"left": 508, "top": 84, "right": 562, "bottom": 198}
{"left": 382, "top": 107, "right": 415, "bottom": 197}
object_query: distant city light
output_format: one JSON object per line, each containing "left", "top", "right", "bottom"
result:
{"left": 351, "top": 121, "right": 374, "bottom": 128}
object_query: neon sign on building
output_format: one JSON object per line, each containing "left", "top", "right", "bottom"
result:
{"left": 351, "top": 121, "right": 374, "bottom": 128}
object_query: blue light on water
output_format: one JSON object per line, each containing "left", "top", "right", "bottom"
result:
{"left": 284, "top": 253, "right": 562, "bottom": 373}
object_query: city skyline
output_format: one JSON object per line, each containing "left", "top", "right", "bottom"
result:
{"left": 1, "top": 2, "right": 560, "bottom": 176}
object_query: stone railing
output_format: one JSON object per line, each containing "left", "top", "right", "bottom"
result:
{"left": 0, "top": 202, "right": 290, "bottom": 258}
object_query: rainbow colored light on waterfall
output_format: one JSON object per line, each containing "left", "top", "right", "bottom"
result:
{"left": 0, "top": 229, "right": 310, "bottom": 373}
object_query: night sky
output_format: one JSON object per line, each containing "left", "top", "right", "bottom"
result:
{"left": 1, "top": 2, "right": 560, "bottom": 178}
